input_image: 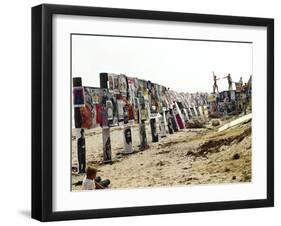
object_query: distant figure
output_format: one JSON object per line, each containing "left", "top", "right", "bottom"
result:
{"left": 213, "top": 72, "right": 219, "bottom": 93}
{"left": 77, "top": 129, "right": 86, "bottom": 174}
{"left": 223, "top": 73, "right": 233, "bottom": 90}
{"left": 82, "top": 167, "right": 110, "bottom": 190}
{"left": 239, "top": 77, "right": 243, "bottom": 86}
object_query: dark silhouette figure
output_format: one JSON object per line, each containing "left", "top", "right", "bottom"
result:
{"left": 77, "top": 129, "right": 86, "bottom": 174}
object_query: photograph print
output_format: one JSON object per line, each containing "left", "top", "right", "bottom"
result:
{"left": 71, "top": 34, "right": 253, "bottom": 191}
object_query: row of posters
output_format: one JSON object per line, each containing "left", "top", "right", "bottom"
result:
{"left": 73, "top": 74, "right": 210, "bottom": 129}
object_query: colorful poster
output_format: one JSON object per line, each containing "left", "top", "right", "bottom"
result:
{"left": 102, "top": 128, "right": 112, "bottom": 163}
{"left": 73, "top": 87, "right": 85, "bottom": 107}
{"left": 107, "top": 74, "right": 114, "bottom": 92}
{"left": 113, "top": 74, "right": 120, "bottom": 94}
{"left": 106, "top": 100, "right": 113, "bottom": 121}
{"left": 95, "top": 104, "right": 102, "bottom": 125}
{"left": 127, "top": 77, "right": 136, "bottom": 104}
{"left": 80, "top": 104, "right": 92, "bottom": 129}
{"left": 82, "top": 87, "right": 104, "bottom": 128}
{"left": 173, "top": 104, "right": 184, "bottom": 129}
{"left": 119, "top": 74, "right": 128, "bottom": 96}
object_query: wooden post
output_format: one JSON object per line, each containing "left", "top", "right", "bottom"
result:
{"left": 100, "top": 73, "right": 113, "bottom": 163}
{"left": 73, "top": 77, "right": 86, "bottom": 173}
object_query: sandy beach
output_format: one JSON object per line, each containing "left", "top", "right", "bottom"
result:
{"left": 71, "top": 116, "right": 251, "bottom": 191}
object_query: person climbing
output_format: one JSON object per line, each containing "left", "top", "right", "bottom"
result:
{"left": 223, "top": 73, "right": 233, "bottom": 90}
{"left": 212, "top": 72, "right": 219, "bottom": 93}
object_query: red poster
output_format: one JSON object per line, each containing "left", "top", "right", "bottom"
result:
{"left": 96, "top": 104, "right": 102, "bottom": 125}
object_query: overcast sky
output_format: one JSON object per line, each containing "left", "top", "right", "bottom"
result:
{"left": 72, "top": 34, "right": 252, "bottom": 93}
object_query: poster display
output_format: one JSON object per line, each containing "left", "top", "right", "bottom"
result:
{"left": 119, "top": 74, "right": 128, "bottom": 97}
{"left": 139, "top": 121, "right": 148, "bottom": 150}
{"left": 117, "top": 99, "right": 124, "bottom": 122}
{"left": 122, "top": 124, "right": 134, "bottom": 154}
{"left": 102, "top": 128, "right": 112, "bottom": 163}
{"left": 159, "top": 113, "right": 167, "bottom": 138}
{"left": 150, "top": 118, "right": 159, "bottom": 142}
{"left": 73, "top": 87, "right": 85, "bottom": 107}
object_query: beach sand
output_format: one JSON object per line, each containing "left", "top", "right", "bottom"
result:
{"left": 71, "top": 116, "right": 251, "bottom": 191}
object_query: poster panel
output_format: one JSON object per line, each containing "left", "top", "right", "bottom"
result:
{"left": 102, "top": 128, "right": 112, "bottom": 163}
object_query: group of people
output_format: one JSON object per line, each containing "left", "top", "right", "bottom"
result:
{"left": 213, "top": 72, "right": 245, "bottom": 93}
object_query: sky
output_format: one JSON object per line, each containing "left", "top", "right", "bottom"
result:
{"left": 72, "top": 34, "right": 252, "bottom": 93}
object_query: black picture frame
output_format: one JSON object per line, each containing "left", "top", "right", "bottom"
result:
{"left": 32, "top": 4, "right": 274, "bottom": 222}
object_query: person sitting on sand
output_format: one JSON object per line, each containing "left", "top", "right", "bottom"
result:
{"left": 82, "top": 167, "right": 110, "bottom": 190}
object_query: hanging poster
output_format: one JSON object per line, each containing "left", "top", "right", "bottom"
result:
{"left": 101, "top": 105, "right": 109, "bottom": 128}
{"left": 113, "top": 74, "right": 120, "bottom": 94}
{"left": 127, "top": 77, "right": 136, "bottom": 104}
{"left": 82, "top": 87, "right": 104, "bottom": 128}
{"left": 173, "top": 104, "right": 184, "bottom": 129}
{"left": 106, "top": 100, "right": 113, "bottom": 121}
{"left": 150, "top": 118, "right": 159, "bottom": 142}
{"left": 122, "top": 125, "right": 133, "bottom": 154}
{"left": 107, "top": 73, "right": 114, "bottom": 92}
{"left": 165, "top": 110, "right": 174, "bottom": 134}
{"left": 95, "top": 104, "right": 102, "bottom": 126}
{"left": 80, "top": 104, "right": 92, "bottom": 129}
{"left": 139, "top": 121, "right": 148, "bottom": 150}
{"left": 117, "top": 99, "right": 124, "bottom": 121}
{"left": 73, "top": 87, "right": 85, "bottom": 107}
{"left": 159, "top": 113, "right": 167, "bottom": 138}
{"left": 119, "top": 74, "right": 128, "bottom": 97}
{"left": 123, "top": 105, "right": 129, "bottom": 124}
